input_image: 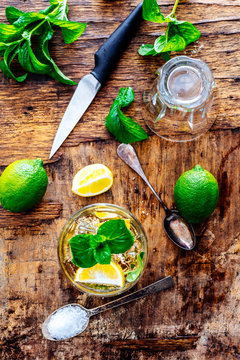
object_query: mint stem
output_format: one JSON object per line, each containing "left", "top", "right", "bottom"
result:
{"left": 170, "top": 0, "right": 179, "bottom": 16}
{"left": 29, "top": 19, "right": 46, "bottom": 35}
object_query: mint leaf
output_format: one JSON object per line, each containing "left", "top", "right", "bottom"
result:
{"left": 36, "top": 22, "right": 77, "bottom": 85}
{"left": 116, "top": 110, "right": 149, "bottom": 143}
{"left": 0, "top": 42, "right": 10, "bottom": 54}
{"left": 36, "top": 22, "right": 54, "bottom": 63}
{"left": 18, "top": 41, "right": 36, "bottom": 73}
{"left": 138, "top": 44, "right": 157, "bottom": 56}
{"left": 49, "top": 0, "right": 62, "bottom": 5}
{"left": 5, "top": 7, "right": 25, "bottom": 24}
{"left": 40, "top": 5, "right": 58, "bottom": 16}
{"left": 70, "top": 235, "right": 97, "bottom": 268}
{"left": 118, "top": 87, "right": 135, "bottom": 108}
{"left": 0, "top": 43, "right": 27, "bottom": 82}
{"left": 0, "top": 23, "right": 22, "bottom": 42}
{"left": 48, "top": 0, "right": 69, "bottom": 20}
{"left": 105, "top": 87, "right": 148, "bottom": 144}
{"left": 49, "top": 19, "right": 87, "bottom": 44}
{"left": 13, "top": 12, "right": 46, "bottom": 29}
{"left": 154, "top": 35, "right": 167, "bottom": 53}
{"left": 126, "top": 252, "right": 145, "bottom": 282}
{"left": 165, "top": 34, "right": 186, "bottom": 51}
{"left": 25, "top": 39, "right": 51, "bottom": 74}
{"left": 154, "top": 32, "right": 186, "bottom": 54}
{"left": 98, "top": 219, "right": 134, "bottom": 254}
{"left": 169, "top": 21, "right": 201, "bottom": 45}
{"left": 94, "top": 243, "right": 111, "bottom": 265}
{"left": 143, "top": 0, "right": 165, "bottom": 23}
{"left": 164, "top": 34, "right": 186, "bottom": 52}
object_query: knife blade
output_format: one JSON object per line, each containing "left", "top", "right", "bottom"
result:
{"left": 49, "top": 2, "right": 143, "bottom": 159}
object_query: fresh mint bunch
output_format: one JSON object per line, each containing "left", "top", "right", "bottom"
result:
{"left": 0, "top": 0, "right": 87, "bottom": 84}
{"left": 70, "top": 219, "right": 134, "bottom": 268}
{"left": 139, "top": 0, "right": 201, "bottom": 60}
{"left": 105, "top": 87, "right": 149, "bottom": 143}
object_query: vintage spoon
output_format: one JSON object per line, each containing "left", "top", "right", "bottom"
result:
{"left": 42, "top": 276, "right": 174, "bottom": 341}
{"left": 117, "top": 144, "right": 196, "bottom": 250}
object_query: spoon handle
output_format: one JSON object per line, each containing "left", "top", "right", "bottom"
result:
{"left": 88, "top": 276, "right": 174, "bottom": 317}
{"left": 117, "top": 144, "right": 169, "bottom": 213}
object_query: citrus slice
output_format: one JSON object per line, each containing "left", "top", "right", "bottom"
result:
{"left": 74, "top": 262, "right": 125, "bottom": 287}
{"left": 95, "top": 211, "right": 118, "bottom": 219}
{"left": 123, "top": 219, "right": 131, "bottom": 229}
{"left": 72, "top": 164, "right": 113, "bottom": 197}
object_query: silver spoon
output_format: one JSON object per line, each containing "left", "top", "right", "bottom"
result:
{"left": 42, "top": 276, "right": 174, "bottom": 341}
{"left": 117, "top": 143, "right": 196, "bottom": 250}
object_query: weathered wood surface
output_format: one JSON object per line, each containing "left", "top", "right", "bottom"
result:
{"left": 0, "top": 0, "right": 239, "bottom": 359}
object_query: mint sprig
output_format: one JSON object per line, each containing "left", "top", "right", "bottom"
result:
{"left": 0, "top": 0, "right": 87, "bottom": 84}
{"left": 105, "top": 87, "right": 149, "bottom": 144}
{"left": 139, "top": 0, "right": 201, "bottom": 60}
{"left": 70, "top": 219, "right": 134, "bottom": 268}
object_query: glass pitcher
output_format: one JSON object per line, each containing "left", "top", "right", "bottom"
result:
{"left": 143, "top": 56, "right": 217, "bottom": 142}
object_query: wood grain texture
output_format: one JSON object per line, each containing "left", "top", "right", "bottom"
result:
{"left": 0, "top": 203, "right": 63, "bottom": 227}
{"left": 0, "top": 0, "right": 240, "bottom": 359}
{"left": 107, "top": 336, "right": 200, "bottom": 351}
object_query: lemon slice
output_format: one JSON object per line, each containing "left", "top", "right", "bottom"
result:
{"left": 95, "top": 211, "right": 118, "bottom": 219}
{"left": 74, "top": 262, "right": 125, "bottom": 287}
{"left": 72, "top": 164, "right": 113, "bottom": 197}
{"left": 123, "top": 219, "right": 130, "bottom": 229}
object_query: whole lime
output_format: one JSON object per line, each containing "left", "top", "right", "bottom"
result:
{"left": 174, "top": 165, "right": 219, "bottom": 224}
{"left": 0, "top": 159, "right": 48, "bottom": 213}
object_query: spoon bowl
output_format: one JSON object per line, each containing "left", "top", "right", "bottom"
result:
{"left": 42, "top": 304, "right": 90, "bottom": 341}
{"left": 117, "top": 144, "right": 196, "bottom": 250}
{"left": 163, "top": 211, "right": 196, "bottom": 250}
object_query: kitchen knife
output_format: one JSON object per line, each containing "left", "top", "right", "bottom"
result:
{"left": 49, "top": 2, "right": 143, "bottom": 159}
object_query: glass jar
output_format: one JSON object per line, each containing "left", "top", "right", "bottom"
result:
{"left": 143, "top": 56, "right": 216, "bottom": 142}
{"left": 58, "top": 204, "right": 148, "bottom": 297}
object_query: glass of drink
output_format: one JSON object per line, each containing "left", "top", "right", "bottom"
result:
{"left": 58, "top": 204, "right": 148, "bottom": 297}
{"left": 143, "top": 56, "right": 216, "bottom": 142}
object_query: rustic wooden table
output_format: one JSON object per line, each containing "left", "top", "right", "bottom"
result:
{"left": 0, "top": 0, "right": 240, "bottom": 359}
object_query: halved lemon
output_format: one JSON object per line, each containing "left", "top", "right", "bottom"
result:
{"left": 72, "top": 164, "right": 113, "bottom": 197}
{"left": 74, "top": 262, "right": 125, "bottom": 287}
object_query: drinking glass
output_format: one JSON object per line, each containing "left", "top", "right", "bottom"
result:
{"left": 58, "top": 204, "right": 148, "bottom": 297}
{"left": 143, "top": 56, "right": 216, "bottom": 142}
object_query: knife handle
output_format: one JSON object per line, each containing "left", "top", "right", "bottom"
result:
{"left": 91, "top": 2, "right": 143, "bottom": 85}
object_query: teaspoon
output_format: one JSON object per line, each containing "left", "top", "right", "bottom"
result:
{"left": 117, "top": 143, "right": 196, "bottom": 250}
{"left": 42, "top": 276, "right": 174, "bottom": 341}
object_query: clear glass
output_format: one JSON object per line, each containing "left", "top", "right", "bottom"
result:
{"left": 58, "top": 204, "right": 148, "bottom": 297}
{"left": 143, "top": 56, "right": 217, "bottom": 142}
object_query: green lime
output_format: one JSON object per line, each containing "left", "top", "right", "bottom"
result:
{"left": 174, "top": 165, "right": 219, "bottom": 224}
{"left": 0, "top": 159, "right": 48, "bottom": 213}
